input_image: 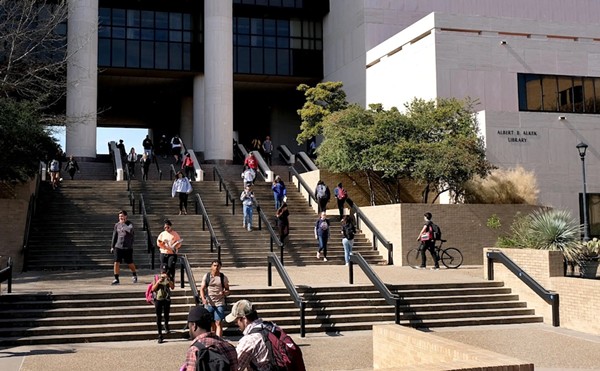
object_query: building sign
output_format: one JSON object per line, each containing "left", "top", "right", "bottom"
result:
{"left": 497, "top": 129, "right": 538, "bottom": 143}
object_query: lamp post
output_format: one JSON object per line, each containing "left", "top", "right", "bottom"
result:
{"left": 576, "top": 142, "right": 590, "bottom": 242}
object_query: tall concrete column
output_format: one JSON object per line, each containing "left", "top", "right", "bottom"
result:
{"left": 66, "top": 0, "right": 98, "bottom": 158}
{"left": 193, "top": 75, "right": 206, "bottom": 154}
{"left": 204, "top": 0, "right": 233, "bottom": 162}
{"left": 180, "top": 97, "right": 194, "bottom": 148}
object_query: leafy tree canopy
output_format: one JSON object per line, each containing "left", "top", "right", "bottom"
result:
{"left": 296, "top": 81, "right": 348, "bottom": 144}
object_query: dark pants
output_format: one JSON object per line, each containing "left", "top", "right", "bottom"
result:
{"left": 160, "top": 253, "right": 178, "bottom": 280}
{"left": 155, "top": 299, "right": 171, "bottom": 336}
{"left": 185, "top": 166, "right": 194, "bottom": 181}
{"left": 420, "top": 240, "right": 439, "bottom": 268}
{"left": 318, "top": 197, "right": 328, "bottom": 213}
{"left": 318, "top": 235, "right": 328, "bottom": 257}
{"left": 178, "top": 192, "right": 188, "bottom": 212}
{"left": 264, "top": 152, "right": 272, "bottom": 165}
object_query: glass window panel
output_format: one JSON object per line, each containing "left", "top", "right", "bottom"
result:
{"left": 155, "top": 42, "right": 168, "bottom": 69}
{"left": 573, "top": 77, "right": 584, "bottom": 113}
{"left": 251, "top": 36, "right": 263, "bottom": 47}
{"left": 112, "top": 27, "right": 125, "bottom": 39}
{"left": 170, "top": 31, "right": 182, "bottom": 42}
{"left": 98, "top": 26, "right": 111, "bottom": 38}
{"left": 111, "top": 39, "right": 125, "bottom": 67}
{"left": 316, "top": 40, "right": 322, "bottom": 50}
{"left": 264, "top": 19, "right": 276, "bottom": 36}
{"left": 183, "top": 14, "right": 192, "bottom": 30}
{"left": 183, "top": 31, "right": 191, "bottom": 43}
{"left": 290, "top": 38, "right": 301, "bottom": 49}
{"left": 277, "top": 37, "right": 289, "bottom": 48}
{"left": 282, "top": 0, "right": 295, "bottom": 7}
{"left": 303, "top": 21, "right": 314, "bottom": 37}
{"left": 296, "top": 0, "right": 303, "bottom": 7}
{"left": 141, "top": 11, "right": 154, "bottom": 28}
{"left": 277, "top": 49, "right": 289, "bottom": 75}
{"left": 302, "top": 39, "right": 314, "bottom": 49}
{"left": 98, "top": 39, "right": 111, "bottom": 66}
{"left": 156, "top": 30, "right": 168, "bottom": 41}
{"left": 237, "top": 18, "right": 250, "bottom": 34}
{"left": 170, "top": 43, "right": 182, "bottom": 70}
{"left": 183, "top": 44, "right": 191, "bottom": 70}
{"left": 99, "top": 8, "right": 111, "bottom": 26}
{"left": 256, "top": 0, "right": 268, "bottom": 5}
{"left": 557, "top": 76, "right": 574, "bottom": 112}
{"left": 237, "top": 47, "right": 250, "bottom": 73}
{"left": 126, "top": 40, "right": 140, "bottom": 67}
{"left": 315, "top": 22, "right": 322, "bottom": 38}
{"left": 588, "top": 194, "right": 600, "bottom": 237}
{"left": 542, "top": 76, "right": 558, "bottom": 111}
{"left": 141, "top": 29, "right": 154, "bottom": 40}
{"left": 156, "top": 12, "right": 169, "bottom": 29}
{"left": 141, "top": 41, "right": 154, "bottom": 68}
{"left": 127, "top": 28, "right": 140, "bottom": 40}
{"left": 290, "top": 19, "right": 301, "bottom": 37}
{"left": 251, "top": 18, "right": 263, "bottom": 35}
{"left": 264, "top": 36, "right": 276, "bottom": 47}
{"left": 583, "top": 78, "right": 595, "bottom": 113}
{"left": 264, "top": 48, "right": 276, "bottom": 74}
{"left": 112, "top": 9, "right": 126, "bottom": 26}
{"left": 251, "top": 48, "right": 263, "bottom": 74}
{"left": 170, "top": 13, "right": 182, "bottom": 30}
{"left": 277, "top": 20, "right": 289, "bottom": 36}
{"left": 127, "top": 10, "right": 140, "bottom": 27}
{"left": 270, "top": 0, "right": 282, "bottom": 6}
{"left": 238, "top": 35, "right": 250, "bottom": 46}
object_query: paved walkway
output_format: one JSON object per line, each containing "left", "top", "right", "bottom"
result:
{"left": 2, "top": 265, "right": 600, "bottom": 370}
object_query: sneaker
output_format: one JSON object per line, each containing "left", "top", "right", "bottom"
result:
{"left": 316, "top": 252, "right": 321, "bottom": 259}
{"left": 418, "top": 266, "right": 426, "bottom": 270}
{"left": 431, "top": 267, "right": 440, "bottom": 270}
{"left": 111, "top": 279, "right": 120, "bottom": 285}
{"left": 132, "top": 276, "right": 138, "bottom": 283}
{"left": 165, "top": 325, "right": 171, "bottom": 334}
{"left": 247, "top": 226, "right": 252, "bottom": 231}
{"left": 323, "top": 257, "right": 328, "bottom": 262}
{"left": 157, "top": 336, "right": 164, "bottom": 344}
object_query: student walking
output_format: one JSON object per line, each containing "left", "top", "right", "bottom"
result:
{"left": 156, "top": 219, "right": 182, "bottom": 280}
{"left": 334, "top": 182, "right": 351, "bottom": 220}
{"left": 240, "top": 185, "right": 256, "bottom": 231}
{"left": 276, "top": 202, "right": 290, "bottom": 243}
{"left": 200, "top": 260, "right": 230, "bottom": 337}
{"left": 262, "top": 135, "right": 273, "bottom": 165}
{"left": 272, "top": 175, "right": 286, "bottom": 210}
{"left": 152, "top": 264, "right": 174, "bottom": 344}
{"left": 314, "top": 211, "right": 330, "bottom": 261}
{"left": 416, "top": 212, "right": 440, "bottom": 270}
{"left": 110, "top": 210, "right": 138, "bottom": 285}
{"left": 64, "top": 155, "right": 80, "bottom": 180}
{"left": 341, "top": 215, "right": 356, "bottom": 265}
{"left": 314, "top": 180, "right": 330, "bottom": 213}
{"left": 172, "top": 171, "right": 193, "bottom": 215}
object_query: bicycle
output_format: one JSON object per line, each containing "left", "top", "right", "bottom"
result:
{"left": 405, "top": 239, "right": 463, "bottom": 269}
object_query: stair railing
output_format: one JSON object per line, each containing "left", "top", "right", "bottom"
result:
{"left": 21, "top": 174, "right": 40, "bottom": 272}
{"left": 0, "top": 257, "right": 13, "bottom": 293}
{"left": 233, "top": 139, "right": 248, "bottom": 163}
{"left": 266, "top": 252, "right": 306, "bottom": 337}
{"left": 296, "top": 151, "right": 318, "bottom": 172}
{"left": 257, "top": 203, "right": 285, "bottom": 264}
{"left": 169, "top": 164, "right": 177, "bottom": 181}
{"left": 486, "top": 250, "right": 560, "bottom": 326}
{"left": 179, "top": 254, "right": 201, "bottom": 305}
{"left": 349, "top": 199, "right": 393, "bottom": 265}
{"left": 194, "top": 194, "right": 222, "bottom": 261}
{"left": 277, "top": 145, "right": 295, "bottom": 165}
{"left": 108, "top": 141, "right": 124, "bottom": 181}
{"left": 138, "top": 194, "right": 156, "bottom": 270}
{"left": 152, "top": 155, "right": 163, "bottom": 180}
{"left": 288, "top": 166, "right": 317, "bottom": 209}
{"left": 251, "top": 150, "right": 273, "bottom": 182}
{"left": 348, "top": 252, "right": 401, "bottom": 324}
{"left": 212, "top": 167, "right": 236, "bottom": 215}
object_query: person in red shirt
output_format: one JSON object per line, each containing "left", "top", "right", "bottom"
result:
{"left": 244, "top": 153, "right": 258, "bottom": 171}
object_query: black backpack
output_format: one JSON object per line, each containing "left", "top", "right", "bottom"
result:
{"left": 343, "top": 223, "right": 355, "bottom": 240}
{"left": 193, "top": 341, "right": 230, "bottom": 371}
{"left": 431, "top": 223, "right": 442, "bottom": 240}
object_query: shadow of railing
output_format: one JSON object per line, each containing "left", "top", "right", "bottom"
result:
{"left": 267, "top": 252, "right": 306, "bottom": 337}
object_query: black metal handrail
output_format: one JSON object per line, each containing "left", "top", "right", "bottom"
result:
{"left": 169, "top": 163, "right": 177, "bottom": 180}
{"left": 487, "top": 250, "right": 559, "bottom": 326}
{"left": 349, "top": 199, "right": 393, "bottom": 265}
{"left": 267, "top": 253, "right": 306, "bottom": 337}
{"left": 212, "top": 167, "right": 236, "bottom": 215}
{"left": 138, "top": 194, "right": 155, "bottom": 270}
{"left": 128, "top": 188, "right": 135, "bottom": 215}
{"left": 152, "top": 155, "right": 163, "bottom": 180}
{"left": 233, "top": 139, "right": 247, "bottom": 163}
{"left": 288, "top": 166, "right": 317, "bottom": 208}
{"left": 194, "top": 194, "right": 222, "bottom": 261}
{"left": 348, "top": 253, "right": 400, "bottom": 324}
{"left": 256, "top": 202, "right": 285, "bottom": 264}
{"left": 0, "top": 257, "right": 13, "bottom": 293}
{"left": 179, "top": 254, "right": 201, "bottom": 305}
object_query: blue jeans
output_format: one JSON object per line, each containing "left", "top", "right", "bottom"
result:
{"left": 342, "top": 238, "right": 354, "bottom": 264}
{"left": 205, "top": 305, "right": 226, "bottom": 322}
{"left": 243, "top": 204, "right": 253, "bottom": 229}
{"left": 274, "top": 195, "right": 283, "bottom": 210}
{"left": 318, "top": 235, "right": 328, "bottom": 257}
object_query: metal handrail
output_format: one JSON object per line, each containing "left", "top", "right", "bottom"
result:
{"left": 487, "top": 250, "right": 560, "bottom": 326}
{"left": 267, "top": 253, "right": 306, "bottom": 337}
{"left": 138, "top": 194, "right": 155, "bottom": 270}
{"left": 170, "top": 164, "right": 177, "bottom": 180}
{"left": 257, "top": 202, "right": 285, "bottom": 264}
{"left": 0, "top": 257, "right": 13, "bottom": 293}
{"left": 128, "top": 188, "right": 135, "bottom": 215}
{"left": 212, "top": 167, "right": 236, "bottom": 215}
{"left": 152, "top": 154, "right": 163, "bottom": 180}
{"left": 233, "top": 140, "right": 248, "bottom": 162}
{"left": 288, "top": 166, "right": 317, "bottom": 208}
{"left": 296, "top": 151, "right": 318, "bottom": 172}
{"left": 277, "top": 145, "right": 295, "bottom": 165}
{"left": 194, "top": 194, "right": 222, "bottom": 261}
{"left": 348, "top": 253, "right": 400, "bottom": 324}
{"left": 179, "top": 254, "right": 201, "bottom": 305}
{"left": 349, "top": 199, "right": 393, "bottom": 265}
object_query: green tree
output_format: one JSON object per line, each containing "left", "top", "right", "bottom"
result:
{"left": 0, "top": 98, "right": 60, "bottom": 182}
{"left": 296, "top": 81, "right": 349, "bottom": 144}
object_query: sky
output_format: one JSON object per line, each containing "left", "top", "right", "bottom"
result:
{"left": 49, "top": 126, "right": 150, "bottom": 155}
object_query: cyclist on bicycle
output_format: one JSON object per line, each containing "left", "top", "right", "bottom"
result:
{"left": 416, "top": 212, "right": 440, "bottom": 270}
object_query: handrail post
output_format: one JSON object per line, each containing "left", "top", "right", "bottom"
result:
{"left": 552, "top": 294, "right": 560, "bottom": 327}
{"left": 280, "top": 244, "right": 284, "bottom": 266}
{"left": 267, "top": 260, "right": 272, "bottom": 286}
{"left": 232, "top": 199, "right": 235, "bottom": 215}
{"left": 349, "top": 260, "right": 354, "bottom": 284}
{"left": 300, "top": 301, "right": 306, "bottom": 338}
{"left": 217, "top": 244, "right": 221, "bottom": 261}
{"left": 487, "top": 253, "right": 494, "bottom": 280}
{"left": 394, "top": 300, "right": 400, "bottom": 324}
{"left": 180, "top": 262, "right": 185, "bottom": 289}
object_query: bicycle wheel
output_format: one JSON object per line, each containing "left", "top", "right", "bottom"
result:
{"left": 440, "top": 248, "right": 463, "bottom": 269}
{"left": 405, "top": 248, "right": 421, "bottom": 267}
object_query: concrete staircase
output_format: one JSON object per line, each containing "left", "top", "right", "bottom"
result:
{"left": 0, "top": 280, "right": 542, "bottom": 346}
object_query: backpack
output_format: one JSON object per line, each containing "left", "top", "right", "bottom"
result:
{"left": 316, "top": 184, "right": 327, "bottom": 199}
{"left": 431, "top": 222, "right": 442, "bottom": 241}
{"left": 247, "top": 157, "right": 257, "bottom": 169}
{"left": 336, "top": 187, "right": 347, "bottom": 200}
{"left": 249, "top": 322, "right": 306, "bottom": 371}
{"left": 193, "top": 341, "right": 231, "bottom": 371}
{"left": 50, "top": 160, "right": 59, "bottom": 172}
{"left": 173, "top": 137, "right": 181, "bottom": 145}
{"left": 145, "top": 275, "right": 159, "bottom": 304}
{"left": 204, "top": 272, "right": 226, "bottom": 305}
{"left": 343, "top": 223, "right": 355, "bottom": 240}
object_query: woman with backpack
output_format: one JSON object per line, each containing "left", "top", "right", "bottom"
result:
{"left": 314, "top": 180, "right": 330, "bottom": 213}
{"left": 314, "top": 211, "right": 330, "bottom": 261}
{"left": 341, "top": 215, "right": 356, "bottom": 265}
{"left": 152, "top": 264, "right": 174, "bottom": 344}
{"left": 416, "top": 212, "right": 440, "bottom": 270}
{"left": 172, "top": 171, "right": 193, "bottom": 215}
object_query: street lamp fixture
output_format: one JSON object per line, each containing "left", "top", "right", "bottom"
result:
{"left": 576, "top": 142, "right": 590, "bottom": 241}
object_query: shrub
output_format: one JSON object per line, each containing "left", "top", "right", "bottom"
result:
{"left": 463, "top": 166, "right": 539, "bottom": 204}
